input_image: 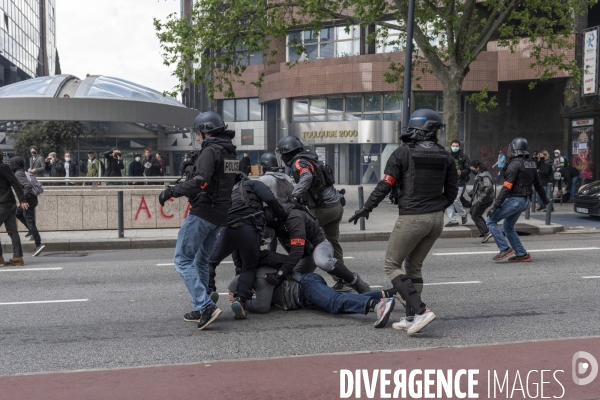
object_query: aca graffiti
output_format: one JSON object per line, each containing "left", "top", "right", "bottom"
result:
{"left": 133, "top": 196, "right": 191, "bottom": 221}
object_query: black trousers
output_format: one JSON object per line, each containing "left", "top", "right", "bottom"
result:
{"left": 208, "top": 222, "right": 261, "bottom": 301}
{"left": 0, "top": 205, "right": 22, "bottom": 258}
{"left": 469, "top": 200, "right": 493, "bottom": 236}
{"left": 16, "top": 197, "right": 41, "bottom": 247}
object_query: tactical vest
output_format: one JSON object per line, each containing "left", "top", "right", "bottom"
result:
{"left": 190, "top": 142, "right": 238, "bottom": 205}
{"left": 511, "top": 158, "right": 537, "bottom": 197}
{"left": 291, "top": 151, "right": 335, "bottom": 203}
{"left": 400, "top": 143, "right": 449, "bottom": 198}
{"left": 229, "top": 179, "right": 263, "bottom": 214}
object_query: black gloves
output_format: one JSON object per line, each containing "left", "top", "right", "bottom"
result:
{"left": 265, "top": 271, "right": 285, "bottom": 286}
{"left": 487, "top": 207, "right": 497, "bottom": 218}
{"left": 338, "top": 189, "right": 346, "bottom": 207}
{"left": 159, "top": 186, "right": 174, "bottom": 206}
{"left": 348, "top": 207, "right": 372, "bottom": 225}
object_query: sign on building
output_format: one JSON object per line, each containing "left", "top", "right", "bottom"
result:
{"left": 583, "top": 27, "right": 599, "bottom": 96}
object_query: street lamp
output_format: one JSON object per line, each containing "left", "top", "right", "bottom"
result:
{"left": 401, "top": 0, "right": 416, "bottom": 134}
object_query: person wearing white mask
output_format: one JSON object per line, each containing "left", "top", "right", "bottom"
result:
{"left": 63, "top": 152, "right": 78, "bottom": 185}
{"left": 445, "top": 140, "right": 471, "bottom": 227}
{"left": 128, "top": 153, "right": 144, "bottom": 185}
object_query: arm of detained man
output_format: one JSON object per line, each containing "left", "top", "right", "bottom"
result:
{"left": 252, "top": 180, "right": 287, "bottom": 220}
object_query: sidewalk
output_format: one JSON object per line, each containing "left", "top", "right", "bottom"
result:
{"left": 1, "top": 184, "right": 568, "bottom": 253}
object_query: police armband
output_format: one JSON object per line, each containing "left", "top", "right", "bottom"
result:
{"left": 194, "top": 174, "right": 208, "bottom": 190}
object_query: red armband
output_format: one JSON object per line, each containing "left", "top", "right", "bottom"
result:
{"left": 200, "top": 182, "right": 208, "bottom": 189}
{"left": 382, "top": 174, "right": 397, "bottom": 186}
{"left": 290, "top": 238, "right": 306, "bottom": 246}
{"left": 295, "top": 159, "right": 314, "bottom": 176}
{"left": 503, "top": 181, "right": 513, "bottom": 190}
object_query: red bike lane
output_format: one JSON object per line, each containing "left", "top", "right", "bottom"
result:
{"left": 1, "top": 337, "right": 599, "bottom": 400}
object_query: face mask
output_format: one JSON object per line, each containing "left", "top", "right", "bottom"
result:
{"left": 88, "top": 159, "right": 92, "bottom": 164}
{"left": 31, "top": 152, "right": 37, "bottom": 156}
{"left": 451, "top": 147, "right": 459, "bottom": 153}
{"left": 135, "top": 157, "right": 141, "bottom": 162}
{"left": 471, "top": 170, "right": 477, "bottom": 175}
{"left": 65, "top": 158, "right": 71, "bottom": 162}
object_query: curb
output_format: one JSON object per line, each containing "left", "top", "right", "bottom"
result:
{"left": 2, "top": 223, "right": 564, "bottom": 253}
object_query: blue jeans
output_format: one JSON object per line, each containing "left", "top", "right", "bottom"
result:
{"left": 486, "top": 197, "right": 529, "bottom": 256}
{"left": 174, "top": 214, "right": 221, "bottom": 312}
{"left": 570, "top": 177, "right": 579, "bottom": 200}
{"left": 298, "top": 273, "right": 382, "bottom": 314}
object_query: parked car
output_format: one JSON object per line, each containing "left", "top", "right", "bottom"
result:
{"left": 573, "top": 180, "right": 600, "bottom": 217}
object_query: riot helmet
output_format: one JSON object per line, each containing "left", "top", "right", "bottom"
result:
{"left": 260, "top": 152, "right": 279, "bottom": 172}
{"left": 192, "top": 111, "right": 227, "bottom": 147}
{"left": 400, "top": 109, "right": 444, "bottom": 142}
{"left": 276, "top": 136, "right": 304, "bottom": 166}
{"left": 509, "top": 137, "right": 529, "bottom": 157}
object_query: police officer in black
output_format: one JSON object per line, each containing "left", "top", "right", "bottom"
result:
{"left": 277, "top": 136, "right": 350, "bottom": 292}
{"left": 159, "top": 111, "right": 238, "bottom": 331}
{"left": 486, "top": 137, "right": 550, "bottom": 263}
{"left": 265, "top": 201, "right": 371, "bottom": 294}
{"left": 207, "top": 172, "right": 287, "bottom": 320}
{"left": 349, "top": 109, "right": 458, "bottom": 335}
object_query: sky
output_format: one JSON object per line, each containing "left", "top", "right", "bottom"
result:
{"left": 57, "top": 0, "right": 181, "bottom": 97}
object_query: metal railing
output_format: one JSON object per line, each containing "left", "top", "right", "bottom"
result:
{"left": 36, "top": 176, "right": 180, "bottom": 188}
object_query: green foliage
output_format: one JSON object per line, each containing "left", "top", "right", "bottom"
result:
{"left": 154, "top": 0, "right": 596, "bottom": 141}
{"left": 8, "top": 121, "right": 97, "bottom": 157}
{"left": 466, "top": 86, "right": 498, "bottom": 112}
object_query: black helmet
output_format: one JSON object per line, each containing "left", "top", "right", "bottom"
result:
{"left": 193, "top": 111, "right": 226, "bottom": 137}
{"left": 277, "top": 136, "right": 304, "bottom": 165}
{"left": 509, "top": 137, "right": 529, "bottom": 157}
{"left": 401, "top": 109, "right": 444, "bottom": 142}
{"left": 260, "top": 152, "right": 279, "bottom": 172}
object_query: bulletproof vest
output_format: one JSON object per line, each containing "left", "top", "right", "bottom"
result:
{"left": 263, "top": 173, "right": 294, "bottom": 203}
{"left": 511, "top": 158, "right": 537, "bottom": 197}
{"left": 229, "top": 179, "right": 263, "bottom": 214}
{"left": 194, "top": 143, "right": 238, "bottom": 204}
{"left": 291, "top": 151, "right": 334, "bottom": 203}
{"left": 400, "top": 143, "right": 449, "bottom": 198}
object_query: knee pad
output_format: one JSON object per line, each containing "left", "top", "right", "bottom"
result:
{"left": 392, "top": 275, "right": 418, "bottom": 296}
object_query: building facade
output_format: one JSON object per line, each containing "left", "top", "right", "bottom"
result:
{"left": 0, "top": 0, "right": 56, "bottom": 87}
{"left": 182, "top": 3, "right": 599, "bottom": 184}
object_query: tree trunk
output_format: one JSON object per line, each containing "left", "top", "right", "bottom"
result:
{"left": 441, "top": 78, "right": 463, "bottom": 150}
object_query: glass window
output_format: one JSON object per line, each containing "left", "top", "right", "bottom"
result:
{"left": 288, "top": 47, "right": 300, "bottom": 62}
{"left": 248, "top": 50, "right": 263, "bottom": 66}
{"left": 310, "top": 98, "right": 327, "bottom": 114}
{"left": 328, "top": 97, "right": 344, "bottom": 112}
{"left": 304, "top": 29, "right": 319, "bottom": 43}
{"left": 376, "top": 21, "right": 405, "bottom": 54}
{"left": 223, "top": 100, "right": 235, "bottom": 122}
{"left": 320, "top": 42, "right": 334, "bottom": 58}
{"left": 383, "top": 94, "right": 401, "bottom": 111}
{"left": 293, "top": 116, "right": 309, "bottom": 123}
{"left": 336, "top": 26, "right": 358, "bottom": 40}
{"left": 320, "top": 27, "right": 334, "bottom": 41}
{"left": 336, "top": 40, "right": 359, "bottom": 57}
{"left": 288, "top": 30, "right": 302, "bottom": 46}
{"left": 310, "top": 115, "right": 326, "bottom": 122}
{"left": 383, "top": 112, "right": 401, "bottom": 121}
{"left": 306, "top": 44, "right": 318, "bottom": 60}
{"left": 293, "top": 99, "right": 309, "bottom": 115}
{"left": 328, "top": 114, "right": 344, "bottom": 121}
{"left": 241, "top": 129, "right": 254, "bottom": 146}
{"left": 364, "top": 113, "right": 381, "bottom": 120}
{"left": 236, "top": 99, "right": 248, "bottom": 121}
{"left": 414, "top": 92, "right": 437, "bottom": 111}
{"left": 249, "top": 98, "right": 261, "bottom": 120}
{"left": 345, "top": 96, "right": 362, "bottom": 113}
{"left": 345, "top": 114, "right": 362, "bottom": 121}
{"left": 364, "top": 95, "right": 381, "bottom": 112}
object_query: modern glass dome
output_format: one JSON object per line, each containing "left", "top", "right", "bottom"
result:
{"left": 0, "top": 74, "right": 185, "bottom": 108}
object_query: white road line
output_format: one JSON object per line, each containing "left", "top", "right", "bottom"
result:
{"left": 0, "top": 299, "right": 88, "bottom": 306}
{"left": 369, "top": 285, "right": 383, "bottom": 288}
{"left": 343, "top": 257, "right": 354, "bottom": 259}
{"left": 0, "top": 268, "right": 63, "bottom": 272}
{"left": 433, "top": 247, "right": 600, "bottom": 256}
{"left": 582, "top": 276, "right": 600, "bottom": 279}
{"left": 425, "top": 281, "right": 481, "bottom": 286}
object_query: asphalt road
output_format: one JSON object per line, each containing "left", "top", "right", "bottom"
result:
{"left": 1, "top": 233, "right": 599, "bottom": 377}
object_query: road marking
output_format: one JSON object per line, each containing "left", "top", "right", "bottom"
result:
{"left": 582, "top": 276, "right": 600, "bottom": 279}
{"left": 0, "top": 299, "right": 88, "bottom": 306}
{"left": 0, "top": 267, "right": 63, "bottom": 272}
{"left": 433, "top": 247, "right": 600, "bottom": 256}
{"left": 343, "top": 257, "right": 354, "bottom": 259}
{"left": 369, "top": 285, "right": 383, "bottom": 288}
{"left": 157, "top": 261, "right": 234, "bottom": 266}
{"left": 425, "top": 281, "right": 481, "bottom": 286}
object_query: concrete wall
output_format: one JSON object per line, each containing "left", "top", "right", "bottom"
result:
{"left": 1, "top": 188, "right": 189, "bottom": 232}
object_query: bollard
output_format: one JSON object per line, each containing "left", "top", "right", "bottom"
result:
{"left": 545, "top": 183, "right": 552, "bottom": 225}
{"left": 531, "top": 192, "right": 536, "bottom": 213}
{"left": 525, "top": 201, "right": 530, "bottom": 219}
{"left": 118, "top": 190, "right": 124, "bottom": 238}
{"left": 358, "top": 186, "right": 365, "bottom": 231}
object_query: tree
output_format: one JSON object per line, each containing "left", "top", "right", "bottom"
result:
{"left": 55, "top": 49, "right": 62, "bottom": 75}
{"left": 8, "top": 121, "right": 97, "bottom": 157}
{"left": 154, "top": 0, "right": 594, "bottom": 145}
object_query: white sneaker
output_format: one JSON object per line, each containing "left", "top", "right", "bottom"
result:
{"left": 407, "top": 308, "right": 436, "bottom": 334}
{"left": 392, "top": 317, "right": 414, "bottom": 331}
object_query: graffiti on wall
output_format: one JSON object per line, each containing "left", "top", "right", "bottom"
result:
{"left": 479, "top": 145, "right": 509, "bottom": 171}
{"left": 133, "top": 196, "right": 191, "bottom": 221}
